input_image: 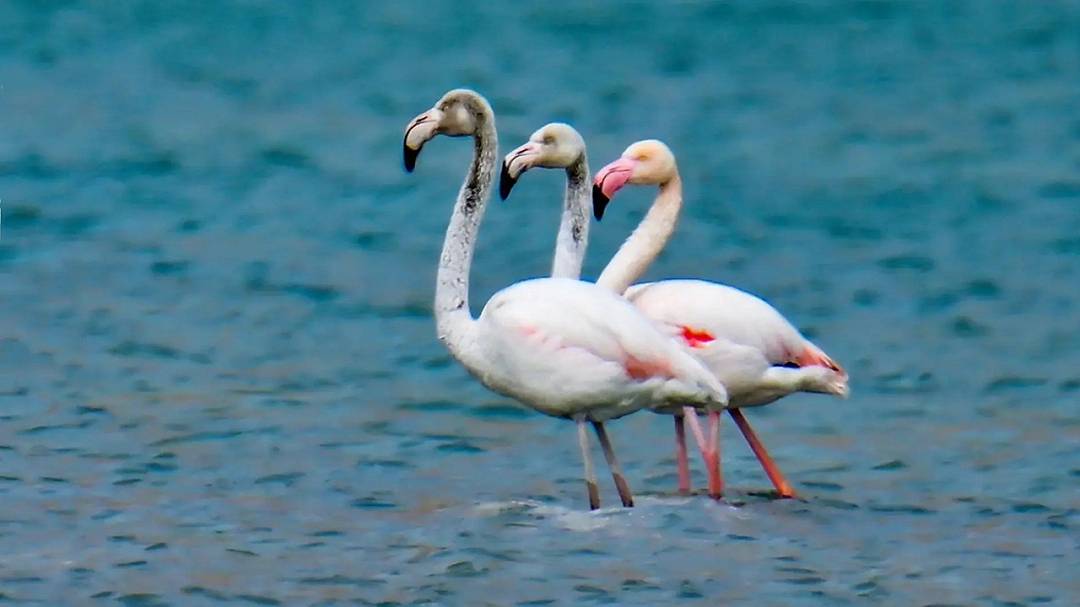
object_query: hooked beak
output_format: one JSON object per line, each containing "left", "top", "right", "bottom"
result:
{"left": 499, "top": 141, "right": 541, "bottom": 200}
{"left": 591, "top": 157, "right": 637, "bottom": 220}
{"left": 402, "top": 109, "right": 443, "bottom": 172}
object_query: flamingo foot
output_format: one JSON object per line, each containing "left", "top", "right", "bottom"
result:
{"left": 728, "top": 408, "right": 796, "bottom": 499}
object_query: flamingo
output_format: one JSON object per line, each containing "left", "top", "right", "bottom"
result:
{"left": 500, "top": 124, "right": 848, "bottom": 499}
{"left": 401, "top": 91, "right": 729, "bottom": 510}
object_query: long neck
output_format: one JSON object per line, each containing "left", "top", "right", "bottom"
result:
{"left": 434, "top": 118, "right": 497, "bottom": 361}
{"left": 596, "top": 172, "right": 683, "bottom": 294}
{"left": 550, "top": 155, "right": 591, "bottom": 279}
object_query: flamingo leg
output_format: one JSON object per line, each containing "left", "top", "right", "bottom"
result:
{"left": 682, "top": 407, "right": 722, "bottom": 499}
{"left": 707, "top": 410, "right": 722, "bottom": 498}
{"left": 728, "top": 408, "right": 796, "bottom": 499}
{"left": 674, "top": 415, "right": 691, "bottom": 494}
{"left": 592, "top": 421, "right": 634, "bottom": 507}
{"left": 683, "top": 407, "right": 707, "bottom": 450}
{"left": 708, "top": 410, "right": 720, "bottom": 453}
{"left": 576, "top": 416, "right": 601, "bottom": 510}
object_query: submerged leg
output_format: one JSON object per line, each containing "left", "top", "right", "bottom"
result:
{"left": 674, "top": 415, "right": 691, "bottom": 494}
{"left": 576, "top": 416, "right": 601, "bottom": 510}
{"left": 728, "top": 408, "right": 796, "bottom": 499}
{"left": 592, "top": 421, "right": 634, "bottom": 507}
{"left": 683, "top": 407, "right": 722, "bottom": 499}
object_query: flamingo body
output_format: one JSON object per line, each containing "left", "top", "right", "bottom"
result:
{"left": 625, "top": 279, "right": 848, "bottom": 409}
{"left": 470, "top": 277, "right": 729, "bottom": 421}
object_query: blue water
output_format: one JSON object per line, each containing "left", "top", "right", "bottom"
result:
{"left": 1, "top": 1, "right": 1078, "bottom": 604}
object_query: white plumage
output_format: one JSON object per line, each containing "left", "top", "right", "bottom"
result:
{"left": 404, "top": 92, "right": 727, "bottom": 510}
{"left": 502, "top": 126, "right": 849, "bottom": 499}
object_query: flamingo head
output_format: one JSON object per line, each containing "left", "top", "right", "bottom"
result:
{"left": 403, "top": 89, "right": 491, "bottom": 172}
{"left": 801, "top": 366, "right": 851, "bottom": 399}
{"left": 592, "top": 139, "right": 677, "bottom": 220}
{"left": 499, "top": 123, "right": 586, "bottom": 200}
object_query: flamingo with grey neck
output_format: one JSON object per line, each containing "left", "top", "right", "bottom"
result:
{"left": 402, "top": 91, "right": 729, "bottom": 509}
{"left": 501, "top": 125, "right": 848, "bottom": 499}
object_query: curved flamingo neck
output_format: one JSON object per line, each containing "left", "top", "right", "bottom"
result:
{"left": 435, "top": 113, "right": 497, "bottom": 363}
{"left": 550, "top": 154, "right": 591, "bottom": 279}
{"left": 596, "top": 171, "right": 683, "bottom": 295}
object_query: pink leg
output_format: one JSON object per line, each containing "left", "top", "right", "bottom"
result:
{"left": 576, "top": 416, "right": 601, "bottom": 510}
{"left": 708, "top": 410, "right": 720, "bottom": 453}
{"left": 728, "top": 408, "right": 796, "bottom": 499}
{"left": 592, "top": 421, "right": 634, "bottom": 508}
{"left": 674, "top": 415, "right": 691, "bottom": 494}
{"left": 682, "top": 407, "right": 722, "bottom": 499}
{"left": 707, "top": 411, "right": 723, "bottom": 498}
{"left": 683, "top": 407, "right": 707, "bottom": 451}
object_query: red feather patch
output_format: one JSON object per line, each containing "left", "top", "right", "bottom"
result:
{"left": 680, "top": 326, "right": 715, "bottom": 349}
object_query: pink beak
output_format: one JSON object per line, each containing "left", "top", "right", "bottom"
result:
{"left": 593, "top": 157, "right": 637, "bottom": 200}
{"left": 591, "top": 157, "right": 638, "bottom": 220}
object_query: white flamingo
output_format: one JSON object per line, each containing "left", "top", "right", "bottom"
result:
{"left": 402, "top": 91, "right": 728, "bottom": 509}
{"left": 501, "top": 124, "right": 848, "bottom": 499}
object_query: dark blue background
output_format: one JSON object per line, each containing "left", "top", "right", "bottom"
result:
{"left": 1, "top": 2, "right": 1077, "bottom": 604}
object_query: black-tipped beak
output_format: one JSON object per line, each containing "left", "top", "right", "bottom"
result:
{"left": 403, "top": 115, "right": 433, "bottom": 173}
{"left": 592, "top": 184, "right": 610, "bottom": 221}
{"left": 499, "top": 161, "right": 518, "bottom": 200}
{"left": 403, "top": 144, "right": 420, "bottom": 172}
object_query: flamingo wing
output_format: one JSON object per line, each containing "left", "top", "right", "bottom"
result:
{"left": 477, "top": 277, "right": 728, "bottom": 417}
{"left": 625, "top": 279, "right": 843, "bottom": 374}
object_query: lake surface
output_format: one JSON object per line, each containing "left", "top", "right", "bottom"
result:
{"left": 1, "top": 1, "right": 1078, "bottom": 604}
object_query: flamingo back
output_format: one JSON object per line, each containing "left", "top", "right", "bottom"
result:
{"left": 625, "top": 279, "right": 812, "bottom": 364}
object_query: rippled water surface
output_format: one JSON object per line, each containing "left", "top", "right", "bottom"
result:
{"left": 2, "top": 1, "right": 1078, "bottom": 604}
